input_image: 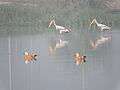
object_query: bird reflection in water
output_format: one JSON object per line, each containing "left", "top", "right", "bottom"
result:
{"left": 48, "top": 39, "right": 68, "bottom": 55}
{"left": 90, "top": 36, "right": 112, "bottom": 49}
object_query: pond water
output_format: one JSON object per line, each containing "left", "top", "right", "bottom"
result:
{"left": 0, "top": 1, "right": 120, "bottom": 90}
{"left": 0, "top": 26, "right": 120, "bottom": 90}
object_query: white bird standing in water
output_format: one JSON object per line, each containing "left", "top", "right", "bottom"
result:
{"left": 48, "top": 19, "right": 71, "bottom": 34}
{"left": 90, "top": 19, "right": 111, "bottom": 31}
{"left": 90, "top": 36, "right": 111, "bottom": 49}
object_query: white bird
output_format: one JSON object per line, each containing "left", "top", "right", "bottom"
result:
{"left": 90, "top": 36, "right": 111, "bottom": 49}
{"left": 90, "top": 19, "right": 111, "bottom": 31}
{"left": 48, "top": 19, "right": 71, "bottom": 34}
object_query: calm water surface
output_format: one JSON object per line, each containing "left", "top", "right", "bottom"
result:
{"left": 0, "top": 27, "right": 119, "bottom": 90}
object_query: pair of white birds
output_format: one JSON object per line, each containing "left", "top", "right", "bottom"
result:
{"left": 48, "top": 19, "right": 111, "bottom": 33}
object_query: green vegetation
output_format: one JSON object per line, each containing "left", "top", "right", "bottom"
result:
{"left": 0, "top": 1, "right": 119, "bottom": 34}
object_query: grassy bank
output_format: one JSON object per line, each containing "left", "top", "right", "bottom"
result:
{"left": 0, "top": 2, "right": 120, "bottom": 34}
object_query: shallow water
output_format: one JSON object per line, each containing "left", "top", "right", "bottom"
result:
{"left": 0, "top": 27, "right": 119, "bottom": 90}
{"left": 0, "top": 1, "right": 120, "bottom": 90}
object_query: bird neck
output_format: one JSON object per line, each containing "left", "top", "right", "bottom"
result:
{"left": 52, "top": 20, "right": 57, "bottom": 27}
{"left": 94, "top": 19, "right": 99, "bottom": 26}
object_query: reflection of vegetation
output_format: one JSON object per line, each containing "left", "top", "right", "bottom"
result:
{"left": 104, "top": 0, "right": 120, "bottom": 10}
{"left": 0, "top": 1, "right": 120, "bottom": 33}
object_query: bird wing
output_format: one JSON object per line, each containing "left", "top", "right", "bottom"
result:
{"left": 98, "top": 24, "right": 109, "bottom": 27}
{"left": 56, "top": 25, "right": 65, "bottom": 30}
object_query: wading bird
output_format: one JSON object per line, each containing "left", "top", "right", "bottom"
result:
{"left": 24, "top": 52, "right": 37, "bottom": 64}
{"left": 90, "top": 36, "right": 111, "bottom": 49}
{"left": 90, "top": 19, "right": 111, "bottom": 31}
{"left": 48, "top": 19, "right": 71, "bottom": 34}
{"left": 74, "top": 53, "right": 86, "bottom": 65}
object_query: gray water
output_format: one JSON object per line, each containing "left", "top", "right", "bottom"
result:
{"left": 0, "top": 27, "right": 119, "bottom": 90}
{"left": 0, "top": 1, "right": 120, "bottom": 90}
